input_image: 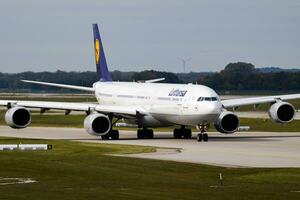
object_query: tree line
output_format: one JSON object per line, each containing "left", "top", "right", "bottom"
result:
{"left": 0, "top": 62, "right": 300, "bottom": 92}
{"left": 199, "top": 62, "right": 300, "bottom": 91}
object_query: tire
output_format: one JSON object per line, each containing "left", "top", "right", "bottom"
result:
{"left": 197, "top": 133, "right": 203, "bottom": 142}
{"left": 101, "top": 134, "right": 110, "bottom": 140}
{"left": 111, "top": 130, "right": 119, "bottom": 140}
{"left": 173, "top": 129, "right": 180, "bottom": 139}
{"left": 147, "top": 130, "right": 154, "bottom": 139}
{"left": 137, "top": 130, "right": 144, "bottom": 139}
{"left": 203, "top": 133, "right": 208, "bottom": 142}
{"left": 184, "top": 129, "right": 192, "bottom": 139}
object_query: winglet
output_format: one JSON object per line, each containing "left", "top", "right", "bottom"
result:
{"left": 93, "top": 24, "right": 112, "bottom": 82}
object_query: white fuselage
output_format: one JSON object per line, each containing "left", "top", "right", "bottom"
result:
{"left": 94, "top": 82, "right": 223, "bottom": 127}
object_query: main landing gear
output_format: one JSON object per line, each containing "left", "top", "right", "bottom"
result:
{"left": 197, "top": 124, "right": 208, "bottom": 142}
{"left": 137, "top": 128, "right": 154, "bottom": 139}
{"left": 173, "top": 126, "right": 192, "bottom": 139}
{"left": 101, "top": 116, "right": 120, "bottom": 140}
{"left": 101, "top": 129, "right": 119, "bottom": 140}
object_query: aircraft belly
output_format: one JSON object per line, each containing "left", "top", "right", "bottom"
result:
{"left": 151, "top": 113, "right": 218, "bottom": 126}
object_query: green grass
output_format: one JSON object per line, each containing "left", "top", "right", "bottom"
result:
{"left": 0, "top": 137, "right": 299, "bottom": 200}
{"left": 239, "top": 118, "right": 300, "bottom": 132}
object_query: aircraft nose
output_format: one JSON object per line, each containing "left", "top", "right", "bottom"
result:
{"left": 207, "top": 102, "right": 222, "bottom": 114}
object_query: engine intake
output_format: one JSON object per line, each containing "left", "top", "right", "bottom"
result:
{"left": 84, "top": 113, "right": 111, "bottom": 136}
{"left": 214, "top": 111, "right": 239, "bottom": 134}
{"left": 5, "top": 107, "right": 31, "bottom": 129}
{"left": 268, "top": 102, "right": 295, "bottom": 123}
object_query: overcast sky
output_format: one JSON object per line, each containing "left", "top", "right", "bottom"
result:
{"left": 0, "top": 0, "right": 299, "bottom": 73}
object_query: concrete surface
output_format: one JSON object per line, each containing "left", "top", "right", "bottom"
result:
{"left": 0, "top": 126, "right": 300, "bottom": 168}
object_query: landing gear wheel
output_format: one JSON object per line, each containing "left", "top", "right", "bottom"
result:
{"left": 203, "top": 133, "right": 208, "bottom": 142}
{"left": 173, "top": 129, "right": 180, "bottom": 139}
{"left": 101, "top": 134, "right": 110, "bottom": 140}
{"left": 183, "top": 129, "right": 192, "bottom": 139}
{"left": 137, "top": 129, "right": 154, "bottom": 139}
{"left": 197, "top": 133, "right": 208, "bottom": 142}
{"left": 101, "top": 130, "right": 119, "bottom": 140}
{"left": 147, "top": 129, "right": 154, "bottom": 139}
{"left": 137, "top": 130, "right": 144, "bottom": 139}
{"left": 197, "top": 133, "right": 203, "bottom": 142}
{"left": 174, "top": 127, "right": 192, "bottom": 139}
{"left": 196, "top": 124, "right": 209, "bottom": 142}
{"left": 111, "top": 130, "right": 119, "bottom": 140}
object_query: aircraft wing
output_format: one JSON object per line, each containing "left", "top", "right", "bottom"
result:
{"left": 221, "top": 94, "right": 300, "bottom": 108}
{"left": 21, "top": 80, "right": 94, "bottom": 92}
{"left": 0, "top": 100, "right": 141, "bottom": 117}
{"left": 95, "top": 105, "right": 141, "bottom": 116}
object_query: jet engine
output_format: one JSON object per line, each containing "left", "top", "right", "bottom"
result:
{"left": 268, "top": 102, "right": 295, "bottom": 123}
{"left": 5, "top": 107, "right": 31, "bottom": 129}
{"left": 214, "top": 111, "right": 239, "bottom": 134}
{"left": 84, "top": 113, "right": 111, "bottom": 136}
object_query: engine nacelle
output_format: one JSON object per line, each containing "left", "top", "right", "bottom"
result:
{"left": 268, "top": 102, "right": 295, "bottom": 123}
{"left": 84, "top": 113, "right": 111, "bottom": 136}
{"left": 5, "top": 107, "right": 31, "bottom": 129}
{"left": 214, "top": 111, "right": 239, "bottom": 134}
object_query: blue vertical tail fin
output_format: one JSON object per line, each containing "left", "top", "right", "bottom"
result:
{"left": 93, "top": 24, "right": 112, "bottom": 82}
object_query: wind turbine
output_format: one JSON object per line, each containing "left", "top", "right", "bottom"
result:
{"left": 178, "top": 57, "right": 191, "bottom": 73}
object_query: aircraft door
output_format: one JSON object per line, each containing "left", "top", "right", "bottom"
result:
{"left": 182, "top": 95, "right": 192, "bottom": 114}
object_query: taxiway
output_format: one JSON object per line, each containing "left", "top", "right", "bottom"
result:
{"left": 0, "top": 126, "right": 299, "bottom": 168}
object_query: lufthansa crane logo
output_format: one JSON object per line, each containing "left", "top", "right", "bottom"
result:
{"left": 95, "top": 39, "right": 100, "bottom": 64}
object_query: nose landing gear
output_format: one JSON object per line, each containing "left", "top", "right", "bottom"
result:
{"left": 197, "top": 132, "right": 208, "bottom": 142}
{"left": 197, "top": 124, "right": 209, "bottom": 142}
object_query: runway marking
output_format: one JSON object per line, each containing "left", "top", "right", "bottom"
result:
{"left": 0, "top": 177, "right": 37, "bottom": 186}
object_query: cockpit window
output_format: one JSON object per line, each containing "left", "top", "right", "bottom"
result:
{"left": 197, "top": 97, "right": 218, "bottom": 101}
{"left": 211, "top": 97, "right": 218, "bottom": 101}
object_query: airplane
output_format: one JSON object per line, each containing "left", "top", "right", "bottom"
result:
{"left": 1, "top": 24, "right": 299, "bottom": 142}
